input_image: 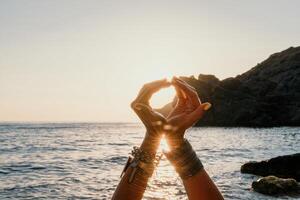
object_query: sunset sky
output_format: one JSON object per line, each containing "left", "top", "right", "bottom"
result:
{"left": 1, "top": 0, "right": 300, "bottom": 122}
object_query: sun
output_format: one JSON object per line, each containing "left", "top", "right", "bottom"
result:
{"left": 150, "top": 86, "right": 175, "bottom": 109}
{"left": 159, "top": 135, "right": 170, "bottom": 152}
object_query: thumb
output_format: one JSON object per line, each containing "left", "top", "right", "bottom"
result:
{"left": 135, "top": 103, "right": 166, "bottom": 122}
{"left": 134, "top": 103, "right": 153, "bottom": 116}
{"left": 188, "top": 102, "right": 212, "bottom": 123}
{"left": 201, "top": 102, "right": 212, "bottom": 111}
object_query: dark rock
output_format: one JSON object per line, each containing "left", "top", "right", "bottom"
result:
{"left": 198, "top": 74, "right": 220, "bottom": 86}
{"left": 241, "top": 153, "right": 300, "bottom": 181}
{"left": 180, "top": 46, "right": 300, "bottom": 127}
{"left": 252, "top": 176, "right": 299, "bottom": 195}
{"left": 159, "top": 47, "right": 300, "bottom": 126}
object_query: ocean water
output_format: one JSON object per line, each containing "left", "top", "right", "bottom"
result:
{"left": 0, "top": 123, "right": 299, "bottom": 200}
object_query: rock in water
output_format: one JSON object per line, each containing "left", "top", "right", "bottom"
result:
{"left": 252, "top": 176, "right": 299, "bottom": 195}
{"left": 160, "top": 46, "right": 300, "bottom": 127}
{"left": 241, "top": 153, "right": 300, "bottom": 181}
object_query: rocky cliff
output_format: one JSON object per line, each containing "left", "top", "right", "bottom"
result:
{"left": 180, "top": 47, "right": 300, "bottom": 127}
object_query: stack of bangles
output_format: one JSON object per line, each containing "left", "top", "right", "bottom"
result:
{"left": 121, "top": 139, "right": 203, "bottom": 184}
{"left": 164, "top": 139, "right": 203, "bottom": 179}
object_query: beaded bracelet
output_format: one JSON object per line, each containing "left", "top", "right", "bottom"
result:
{"left": 120, "top": 146, "right": 162, "bottom": 183}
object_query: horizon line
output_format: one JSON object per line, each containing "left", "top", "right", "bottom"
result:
{"left": 0, "top": 121, "right": 139, "bottom": 124}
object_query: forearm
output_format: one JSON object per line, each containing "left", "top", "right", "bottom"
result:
{"left": 165, "top": 138, "right": 223, "bottom": 200}
{"left": 140, "top": 135, "right": 161, "bottom": 154}
{"left": 112, "top": 134, "right": 161, "bottom": 200}
{"left": 112, "top": 166, "right": 150, "bottom": 200}
{"left": 183, "top": 169, "right": 224, "bottom": 200}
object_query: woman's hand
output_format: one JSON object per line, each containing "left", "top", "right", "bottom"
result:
{"left": 112, "top": 79, "right": 171, "bottom": 200}
{"left": 165, "top": 77, "right": 211, "bottom": 148}
{"left": 113, "top": 78, "right": 223, "bottom": 200}
{"left": 131, "top": 79, "right": 171, "bottom": 153}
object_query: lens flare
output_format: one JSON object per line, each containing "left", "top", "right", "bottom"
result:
{"left": 159, "top": 135, "right": 170, "bottom": 152}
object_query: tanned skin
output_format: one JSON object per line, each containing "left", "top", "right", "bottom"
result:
{"left": 112, "top": 78, "right": 224, "bottom": 200}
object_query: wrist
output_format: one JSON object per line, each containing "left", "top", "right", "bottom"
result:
{"left": 140, "top": 133, "right": 161, "bottom": 154}
{"left": 164, "top": 140, "right": 203, "bottom": 179}
{"left": 165, "top": 134, "right": 185, "bottom": 150}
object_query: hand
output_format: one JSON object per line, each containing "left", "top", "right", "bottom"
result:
{"left": 131, "top": 79, "right": 171, "bottom": 152}
{"left": 165, "top": 77, "right": 211, "bottom": 148}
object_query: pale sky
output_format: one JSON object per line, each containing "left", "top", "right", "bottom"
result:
{"left": 0, "top": 0, "right": 299, "bottom": 122}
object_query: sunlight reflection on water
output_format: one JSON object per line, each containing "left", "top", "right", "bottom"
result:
{"left": 0, "top": 123, "right": 299, "bottom": 200}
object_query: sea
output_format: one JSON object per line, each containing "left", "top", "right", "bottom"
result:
{"left": 0, "top": 123, "right": 299, "bottom": 200}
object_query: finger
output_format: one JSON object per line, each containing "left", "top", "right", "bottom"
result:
{"left": 171, "top": 77, "right": 186, "bottom": 99}
{"left": 173, "top": 77, "right": 197, "bottom": 98}
{"left": 135, "top": 79, "right": 171, "bottom": 105}
{"left": 167, "top": 113, "right": 186, "bottom": 124}
{"left": 186, "top": 102, "right": 211, "bottom": 124}
{"left": 133, "top": 103, "right": 159, "bottom": 129}
{"left": 154, "top": 103, "right": 173, "bottom": 118}
{"left": 144, "top": 79, "right": 171, "bottom": 93}
{"left": 173, "top": 78, "right": 200, "bottom": 105}
{"left": 134, "top": 103, "right": 166, "bottom": 124}
{"left": 173, "top": 81, "right": 197, "bottom": 107}
{"left": 174, "top": 77, "right": 196, "bottom": 90}
{"left": 172, "top": 96, "right": 178, "bottom": 107}
{"left": 138, "top": 79, "right": 170, "bottom": 96}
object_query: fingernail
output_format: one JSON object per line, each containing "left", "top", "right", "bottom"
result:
{"left": 203, "top": 103, "right": 212, "bottom": 111}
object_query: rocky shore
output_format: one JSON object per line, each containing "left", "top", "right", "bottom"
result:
{"left": 158, "top": 47, "right": 300, "bottom": 195}
{"left": 241, "top": 153, "right": 300, "bottom": 181}
{"left": 252, "top": 176, "right": 299, "bottom": 196}
{"left": 162, "top": 46, "right": 300, "bottom": 127}
{"left": 241, "top": 154, "right": 300, "bottom": 196}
